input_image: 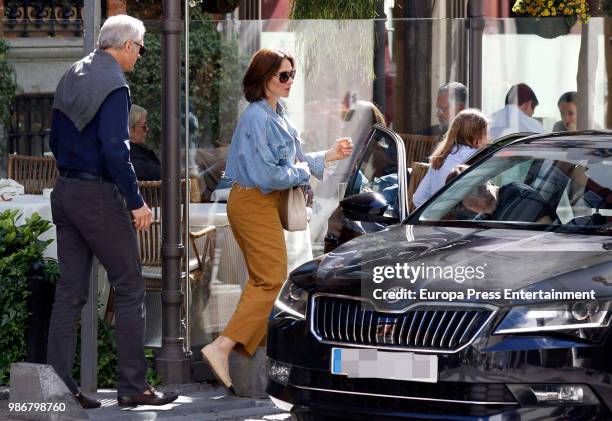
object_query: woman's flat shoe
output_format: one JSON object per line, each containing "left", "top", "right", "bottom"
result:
{"left": 201, "top": 345, "right": 235, "bottom": 394}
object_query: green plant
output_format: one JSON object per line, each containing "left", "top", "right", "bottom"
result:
{"left": 126, "top": 11, "right": 248, "bottom": 153}
{"left": 289, "top": 0, "right": 381, "bottom": 84}
{"left": 512, "top": 0, "right": 591, "bottom": 24}
{"left": 72, "top": 318, "right": 162, "bottom": 388}
{"left": 0, "top": 210, "right": 53, "bottom": 384}
{"left": 0, "top": 38, "right": 17, "bottom": 128}
{"left": 290, "top": 0, "right": 379, "bottom": 19}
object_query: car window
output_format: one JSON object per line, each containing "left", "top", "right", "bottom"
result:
{"left": 346, "top": 131, "right": 400, "bottom": 219}
{"left": 417, "top": 143, "right": 612, "bottom": 234}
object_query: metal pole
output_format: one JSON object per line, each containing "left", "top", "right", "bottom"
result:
{"left": 80, "top": 0, "right": 101, "bottom": 394}
{"left": 184, "top": 0, "right": 191, "bottom": 354}
{"left": 467, "top": 0, "right": 484, "bottom": 109}
{"left": 577, "top": 21, "right": 598, "bottom": 130}
{"left": 157, "top": 0, "right": 190, "bottom": 384}
{"left": 373, "top": 0, "right": 386, "bottom": 114}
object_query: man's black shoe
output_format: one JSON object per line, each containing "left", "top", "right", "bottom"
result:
{"left": 117, "top": 387, "right": 179, "bottom": 407}
{"left": 74, "top": 392, "right": 102, "bottom": 409}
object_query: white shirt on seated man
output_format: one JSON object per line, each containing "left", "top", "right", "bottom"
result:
{"left": 490, "top": 83, "right": 545, "bottom": 140}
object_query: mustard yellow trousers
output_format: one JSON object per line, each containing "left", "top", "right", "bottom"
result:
{"left": 222, "top": 185, "right": 287, "bottom": 356}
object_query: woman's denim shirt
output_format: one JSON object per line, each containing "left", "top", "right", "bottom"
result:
{"left": 224, "top": 99, "right": 325, "bottom": 194}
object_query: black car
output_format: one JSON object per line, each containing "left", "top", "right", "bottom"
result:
{"left": 267, "top": 131, "right": 612, "bottom": 420}
{"left": 323, "top": 126, "right": 533, "bottom": 253}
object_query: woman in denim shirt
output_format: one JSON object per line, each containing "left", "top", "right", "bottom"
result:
{"left": 201, "top": 48, "right": 353, "bottom": 391}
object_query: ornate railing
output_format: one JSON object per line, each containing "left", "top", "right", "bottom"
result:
{"left": 3, "top": 0, "right": 84, "bottom": 37}
{"left": 8, "top": 94, "right": 54, "bottom": 156}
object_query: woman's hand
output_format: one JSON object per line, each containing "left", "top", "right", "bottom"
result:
{"left": 325, "top": 137, "right": 354, "bottom": 163}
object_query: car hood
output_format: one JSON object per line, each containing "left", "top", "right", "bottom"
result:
{"left": 313, "top": 224, "right": 612, "bottom": 307}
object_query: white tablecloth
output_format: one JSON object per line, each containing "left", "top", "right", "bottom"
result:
{"left": 0, "top": 195, "right": 56, "bottom": 259}
{"left": 188, "top": 203, "right": 314, "bottom": 279}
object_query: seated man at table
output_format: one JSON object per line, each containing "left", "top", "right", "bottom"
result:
{"left": 129, "top": 104, "right": 161, "bottom": 180}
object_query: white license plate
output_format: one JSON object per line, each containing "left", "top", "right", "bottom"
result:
{"left": 330, "top": 347, "right": 438, "bottom": 383}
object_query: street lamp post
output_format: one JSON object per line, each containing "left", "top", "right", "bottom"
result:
{"left": 157, "top": 0, "right": 191, "bottom": 384}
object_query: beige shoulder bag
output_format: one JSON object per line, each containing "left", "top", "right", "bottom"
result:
{"left": 278, "top": 137, "right": 308, "bottom": 231}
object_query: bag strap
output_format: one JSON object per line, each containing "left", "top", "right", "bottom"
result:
{"left": 292, "top": 135, "right": 306, "bottom": 163}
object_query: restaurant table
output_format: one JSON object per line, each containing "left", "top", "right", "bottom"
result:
{"left": 0, "top": 194, "right": 56, "bottom": 259}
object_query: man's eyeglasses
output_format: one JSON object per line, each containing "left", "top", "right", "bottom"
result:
{"left": 275, "top": 70, "right": 296, "bottom": 84}
{"left": 132, "top": 40, "right": 147, "bottom": 56}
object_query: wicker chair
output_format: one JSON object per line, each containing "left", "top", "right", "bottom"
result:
{"left": 407, "top": 161, "right": 431, "bottom": 212}
{"left": 105, "top": 180, "right": 217, "bottom": 338}
{"left": 7, "top": 154, "right": 59, "bottom": 194}
{"left": 136, "top": 180, "right": 216, "bottom": 287}
{"left": 398, "top": 134, "right": 438, "bottom": 166}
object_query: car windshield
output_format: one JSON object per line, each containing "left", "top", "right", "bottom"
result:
{"left": 416, "top": 140, "right": 612, "bottom": 235}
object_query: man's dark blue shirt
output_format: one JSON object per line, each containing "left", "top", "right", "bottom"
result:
{"left": 50, "top": 87, "right": 143, "bottom": 210}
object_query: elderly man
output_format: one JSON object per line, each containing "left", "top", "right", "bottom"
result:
{"left": 422, "top": 82, "right": 467, "bottom": 138}
{"left": 129, "top": 104, "right": 161, "bottom": 180}
{"left": 490, "top": 83, "right": 545, "bottom": 140}
{"left": 48, "top": 15, "right": 177, "bottom": 408}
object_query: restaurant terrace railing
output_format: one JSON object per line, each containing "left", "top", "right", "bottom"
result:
{"left": 3, "top": 0, "right": 84, "bottom": 37}
{"left": 7, "top": 93, "right": 53, "bottom": 156}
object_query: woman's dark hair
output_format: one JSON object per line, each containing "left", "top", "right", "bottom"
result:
{"left": 243, "top": 48, "right": 295, "bottom": 102}
{"left": 557, "top": 91, "right": 577, "bottom": 107}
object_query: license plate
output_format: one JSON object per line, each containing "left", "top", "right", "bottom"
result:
{"left": 330, "top": 347, "right": 438, "bottom": 383}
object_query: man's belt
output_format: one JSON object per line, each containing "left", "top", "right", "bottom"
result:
{"left": 59, "top": 169, "right": 112, "bottom": 183}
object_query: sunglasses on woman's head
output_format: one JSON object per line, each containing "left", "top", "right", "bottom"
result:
{"left": 275, "top": 70, "right": 296, "bottom": 83}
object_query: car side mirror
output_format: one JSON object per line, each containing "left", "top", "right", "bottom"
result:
{"left": 340, "top": 192, "right": 399, "bottom": 224}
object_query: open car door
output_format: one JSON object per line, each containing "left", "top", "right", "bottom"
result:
{"left": 324, "top": 125, "right": 408, "bottom": 252}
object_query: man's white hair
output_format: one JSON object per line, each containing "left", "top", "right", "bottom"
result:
{"left": 98, "top": 15, "right": 145, "bottom": 50}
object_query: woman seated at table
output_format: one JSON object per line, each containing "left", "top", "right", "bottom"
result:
{"left": 128, "top": 104, "right": 161, "bottom": 181}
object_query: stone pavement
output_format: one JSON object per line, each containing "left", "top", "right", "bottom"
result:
{"left": 0, "top": 383, "right": 290, "bottom": 421}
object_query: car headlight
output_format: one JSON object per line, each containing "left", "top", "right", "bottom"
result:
{"left": 273, "top": 258, "right": 323, "bottom": 320}
{"left": 274, "top": 279, "right": 308, "bottom": 320}
{"left": 494, "top": 300, "right": 612, "bottom": 335}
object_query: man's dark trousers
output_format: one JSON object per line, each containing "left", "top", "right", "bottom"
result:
{"left": 47, "top": 176, "right": 147, "bottom": 396}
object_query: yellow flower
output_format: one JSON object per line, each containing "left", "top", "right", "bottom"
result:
{"left": 559, "top": 2, "right": 564, "bottom": 7}
{"left": 564, "top": 8, "right": 570, "bottom": 13}
{"left": 542, "top": 9, "right": 550, "bottom": 16}
{"left": 547, "top": 0, "right": 553, "bottom": 6}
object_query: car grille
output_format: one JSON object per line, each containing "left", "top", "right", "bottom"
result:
{"left": 310, "top": 295, "right": 495, "bottom": 352}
